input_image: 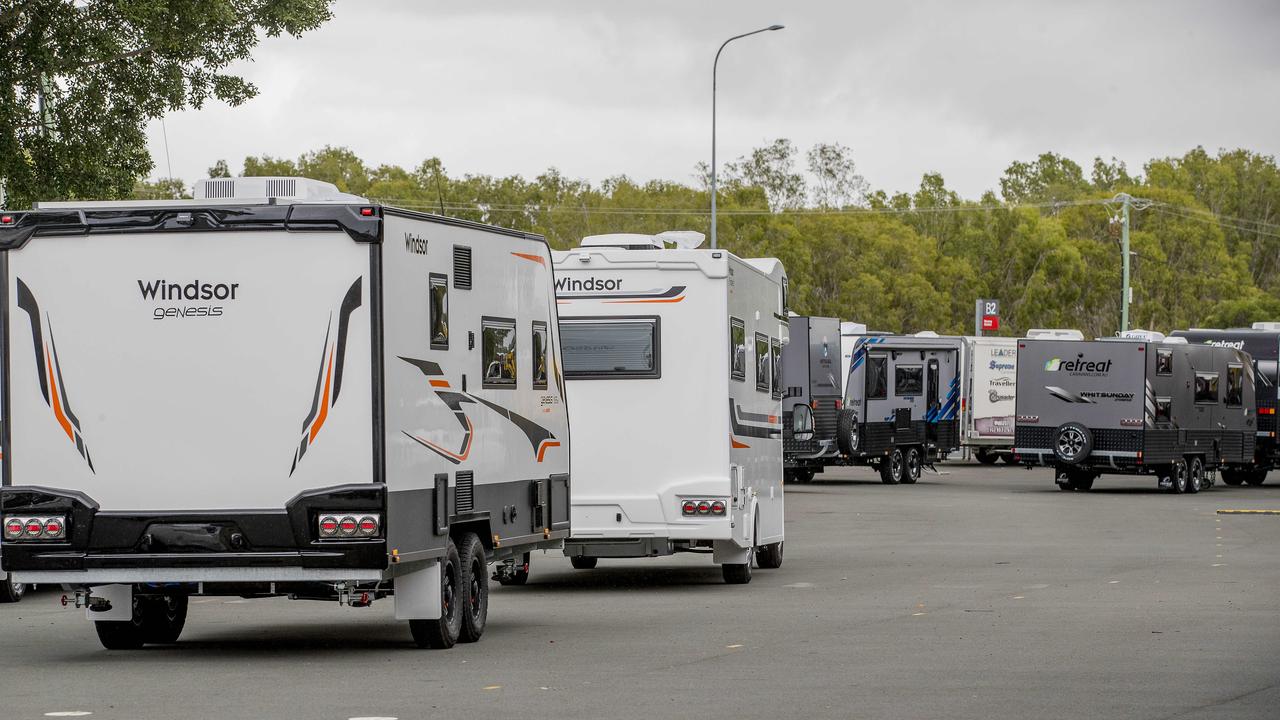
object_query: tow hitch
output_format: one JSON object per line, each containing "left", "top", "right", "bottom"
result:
{"left": 64, "top": 590, "right": 113, "bottom": 613}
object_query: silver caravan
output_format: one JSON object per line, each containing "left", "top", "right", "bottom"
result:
{"left": 781, "top": 316, "right": 843, "bottom": 483}
{"left": 0, "top": 178, "right": 570, "bottom": 649}
{"left": 962, "top": 336, "right": 1017, "bottom": 464}
{"left": 839, "top": 333, "right": 963, "bottom": 483}
{"left": 1015, "top": 332, "right": 1255, "bottom": 493}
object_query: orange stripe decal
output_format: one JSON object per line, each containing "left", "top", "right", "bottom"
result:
{"left": 46, "top": 345, "right": 73, "bottom": 441}
{"left": 309, "top": 349, "right": 335, "bottom": 443}
{"left": 731, "top": 435, "right": 750, "bottom": 449}
{"left": 537, "top": 440, "right": 562, "bottom": 462}
{"left": 603, "top": 296, "right": 685, "bottom": 304}
{"left": 410, "top": 415, "right": 474, "bottom": 462}
{"left": 512, "top": 251, "right": 546, "bottom": 266}
{"left": 429, "top": 379, "right": 451, "bottom": 388}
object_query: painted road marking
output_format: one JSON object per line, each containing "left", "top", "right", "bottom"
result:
{"left": 45, "top": 713, "right": 92, "bottom": 717}
{"left": 1217, "top": 509, "right": 1280, "bottom": 515}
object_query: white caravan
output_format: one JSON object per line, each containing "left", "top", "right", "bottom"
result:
{"left": 0, "top": 177, "right": 569, "bottom": 649}
{"left": 839, "top": 321, "right": 868, "bottom": 396}
{"left": 551, "top": 232, "right": 786, "bottom": 583}
{"left": 962, "top": 336, "right": 1018, "bottom": 464}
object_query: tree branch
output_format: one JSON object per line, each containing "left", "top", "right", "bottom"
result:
{"left": 57, "top": 43, "right": 156, "bottom": 72}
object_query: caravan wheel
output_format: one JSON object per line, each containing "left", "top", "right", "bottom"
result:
{"left": 794, "top": 468, "right": 815, "bottom": 484}
{"left": 459, "top": 533, "right": 489, "bottom": 643}
{"left": 722, "top": 561, "right": 752, "bottom": 584}
{"left": 1245, "top": 469, "right": 1268, "bottom": 486}
{"left": 0, "top": 574, "right": 25, "bottom": 603}
{"left": 1186, "top": 457, "right": 1204, "bottom": 494}
{"left": 410, "top": 538, "right": 463, "bottom": 649}
{"left": 1221, "top": 469, "right": 1244, "bottom": 486}
{"left": 903, "top": 447, "right": 922, "bottom": 484}
{"left": 570, "top": 556, "right": 598, "bottom": 570}
{"left": 139, "top": 595, "right": 188, "bottom": 644}
{"left": 1170, "top": 460, "right": 1189, "bottom": 494}
{"left": 975, "top": 448, "right": 999, "bottom": 465}
{"left": 879, "top": 448, "right": 904, "bottom": 484}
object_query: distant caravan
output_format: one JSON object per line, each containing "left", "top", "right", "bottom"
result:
{"left": 1015, "top": 330, "right": 1256, "bottom": 493}
{"left": 838, "top": 333, "right": 964, "bottom": 483}
{"left": 962, "top": 335, "right": 1018, "bottom": 464}
{"left": 552, "top": 232, "right": 787, "bottom": 584}
{"left": 781, "top": 316, "right": 844, "bottom": 483}
{"left": 1171, "top": 324, "right": 1280, "bottom": 486}
{"left": 0, "top": 177, "right": 570, "bottom": 649}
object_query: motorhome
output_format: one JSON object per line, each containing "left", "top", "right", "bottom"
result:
{"left": 0, "top": 177, "right": 570, "bottom": 649}
{"left": 781, "top": 316, "right": 843, "bottom": 483}
{"left": 963, "top": 336, "right": 1017, "bottom": 463}
{"left": 1171, "top": 324, "right": 1280, "bottom": 486}
{"left": 839, "top": 333, "right": 963, "bottom": 483}
{"left": 1014, "top": 330, "right": 1255, "bottom": 493}
{"left": 551, "top": 232, "right": 786, "bottom": 584}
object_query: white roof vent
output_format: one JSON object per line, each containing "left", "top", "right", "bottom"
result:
{"left": 1252, "top": 322, "right": 1280, "bottom": 331}
{"left": 841, "top": 321, "right": 868, "bottom": 336}
{"left": 1026, "top": 328, "right": 1085, "bottom": 340}
{"left": 1162, "top": 336, "right": 1189, "bottom": 344}
{"left": 579, "top": 230, "right": 706, "bottom": 250}
{"left": 193, "top": 177, "right": 367, "bottom": 203}
{"left": 913, "top": 330, "right": 940, "bottom": 338}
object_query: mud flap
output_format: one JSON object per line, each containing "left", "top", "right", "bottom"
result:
{"left": 86, "top": 584, "right": 132, "bottom": 622}
{"left": 713, "top": 540, "right": 751, "bottom": 565}
{"left": 394, "top": 560, "right": 441, "bottom": 620}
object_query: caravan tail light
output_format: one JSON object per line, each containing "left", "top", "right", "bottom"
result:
{"left": 834, "top": 399, "right": 842, "bottom": 410}
{"left": 680, "top": 499, "right": 729, "bottom": 517}
{"left": 317, "top": 512, "right": 382, "bottom": 540}
{"left": 2, "top": 515, "right": 67, "bottom": 541}
{"left": 1261, "top": 407, "right": 1276, "bottom": 415}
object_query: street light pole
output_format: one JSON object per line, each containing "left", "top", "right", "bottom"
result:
{"left": 711, "top": 24, "right": 784, "bottom": 250}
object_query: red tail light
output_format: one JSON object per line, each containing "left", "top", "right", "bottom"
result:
{"left": 834, "top": 399, "right": 843, "bottom": 410}
{"left": 681, "top": 501, "right": 697, "bottom": 516}
{"left": 357, "top": 516, "right": 379, "bottom": 537}
{"left": 3, "top": 518, "right": 24, "bottom": 540}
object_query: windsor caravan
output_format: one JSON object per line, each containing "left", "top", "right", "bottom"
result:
{"left": 839, "top": 333, "right": 964, "bottom": 483}
{"left": 781, "top": 316, "right": 843, "bottom": 483}
{"left": 963, "top": 336, "right": 1018, "bottom": 464}
{"left": 0, "top": 177, "right": 570, "bottom": 649}
{"left": 552, "top": 232, "right": 786, "bottom": 584}
{"left": 1015, "top": 331, "right": 1255, "bottom": 493}
{"left": 1171, "top": 325, "right": 1280, "bottom": 486}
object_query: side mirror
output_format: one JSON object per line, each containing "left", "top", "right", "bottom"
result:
{"left": 792, "top": 404, "right": 815, "bottom": 442}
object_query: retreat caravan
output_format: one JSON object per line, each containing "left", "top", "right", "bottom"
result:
{"left": 551, "top": 232, "right": 786, "bottom": 584}
{"left": 1015, "top": 330, "right": 1256, "bottom": 493}
{"left": 0, "top": 177, "right": 570, "bottom": 649}
{"left": 781, "top": 316, "right": 844, "bottom": 483}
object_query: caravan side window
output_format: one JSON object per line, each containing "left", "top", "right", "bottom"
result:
{"left": 755, "top": 333, "right": 771, "bottom": 393}
{"left": 532, "top": 321, "right": 549, "bottom": 390}
{"left": 770, "top": 338, "right": 783, "bottom": 400}
{"left": 895, "top": 365, "right": 924, "bottom": 396}
{"left": 1226, "top": 363, "right": 1244, "bottom": 407}
{"left": 1155, "top": 397, "right": 1172, "bottom": 423}
{"left": 482, "top": 317, "right": 517, "bottom": 389}
{"left": 1194, "top": 371, "right": 1219, "bottom": 404}
{"left": 730, "top": 318, "right": 746, "bottom": 381}
{"left": 1156, "top": 347, "right": 1173, "bottom": 375}
{"left": 866, "top": 355, "right": 888, "bottom": 400}
{"left": 560, "top": 317, "right": 660, "bottom": 379}
{"left": 429, "top": 273, "right": 448, "bottom": 350}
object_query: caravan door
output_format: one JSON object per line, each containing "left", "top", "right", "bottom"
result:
{"left": 926, "top": 358, "right": 940, "bottom": 445}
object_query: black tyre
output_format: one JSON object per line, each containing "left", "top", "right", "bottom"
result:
{"left": 0, "top": 574, "right": 25, "bottom": 603}
{"left": 1053, "top": 423, "right": 1093, "bottom": 465}
{"left": 783, "top": 469, "right": 796, "bottom": 484}
{"left": 495, "top": 552, "right": 530, "bottom": 586}
{"left": 975, "top": 448, "right": 999, "bottom": 465}
{"left": 1068, "top": 471, "right": 1094, "bottom": 491}
{"left": 409, "top": 537, "right": 463, "bottom": 649}
{"left": 458, "top": 533, "right": 488, "bottom": 644}
{"left": 139, "top": 595, "right": 188, "bottom": 644}
{"left": 756, "top": 542, "right": 784, "bottom": 569}
{"left": 1245, "top": 469, "right": 1268, "bottom": 486}
{"left": 1171, "top": 459, "right": 1189, "bottom": 494}
{"left": 1221, "top": 469, "right": 1244, "bottom": 486}
{"left": 569, "top": 556, "right": 598, "bottom": 570}
{"left": 836, "top": 409, "right": 860, "bottom": 456}
{"left": 1186, "top": 457, "right": 1204, "bottom": 494}
{"left": 903, "top": 446, "right": 923, "bottom": 484}
{"left": 94, "top": 594, "right": 150, "bottom": 650}
{"left": 722, "top": 561, "right": 752, "bottom": 584}
{"left": 999, "top": 453, "right": 1016, "bottom": 464}
{"left": 794, "top": 468, "right": 815, "bottom": 484}
{"left": 879, "top": 448, "right": 904, "bottom": 484}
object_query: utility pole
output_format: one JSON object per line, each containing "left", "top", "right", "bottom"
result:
{"left": 1120, "top": 193, "right": 1131, "bottom": 333}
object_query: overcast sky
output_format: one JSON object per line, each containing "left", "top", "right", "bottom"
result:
{"left": 144, "top": 0, "right": 1280, "bottom": 199}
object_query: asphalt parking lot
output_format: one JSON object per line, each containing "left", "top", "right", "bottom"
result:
{"left": 2, "top": 463, "right": 1278, "bottom": 720}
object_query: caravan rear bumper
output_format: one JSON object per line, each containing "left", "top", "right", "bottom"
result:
{"left": 0, "top": 484, "right": 388, "bottom": 574}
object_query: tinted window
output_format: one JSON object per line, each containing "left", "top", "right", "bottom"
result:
{"left": 1194, "top": 371, "right": 1219, "bottom": 404}
{"left": 770, "top": 338, "right": 783, "bottom": 400}
{"left": 560, "top": 318, "right": 659, "bottom": 378}
{"left": 896, "top": 365, "right": 924, "bottom": 396}
{"left": 867, "top": 355, "right": 888, "bottom": 400}
{"left": 1226, "top": 364, "right": 1243, "bottom": 407}
{"left": 429, "top": 273, "right": 448, "bottom": 349}
{"left": 730, "top": 318, "right": 746, "bottom": 381}
{"left": 482, "top": 318, "right": 516, "bottom": 388}
{"left": 532, "top": 321, "right": 549, "bottom": 389}
{"left": 755, "top": 333, "right": 771, "bottom": 393}
{"left": 1156, "top": 397, "right": 1172, "bottom": 423}
{"left": 1156, "top": 347, "right": 1173, "bottom": 375}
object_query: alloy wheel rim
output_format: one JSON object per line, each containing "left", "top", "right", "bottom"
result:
{"left": 1057, "top": 428, "right": 1084, "bottom": 458}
